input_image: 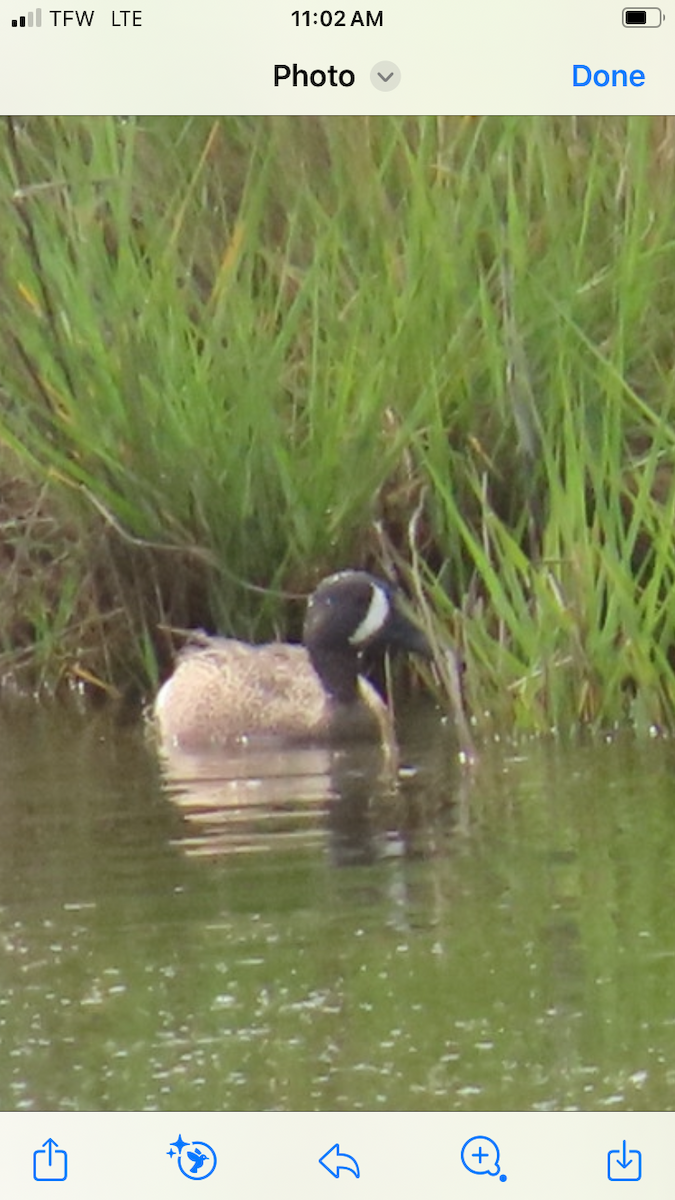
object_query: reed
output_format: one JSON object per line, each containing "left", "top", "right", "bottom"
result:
{"left": 1, "top": 115, "right": 675, "bottom": 734}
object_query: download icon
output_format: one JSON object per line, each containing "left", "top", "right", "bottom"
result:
{"left": 608, "top": 1140, "right": 642, "bottom": 1182}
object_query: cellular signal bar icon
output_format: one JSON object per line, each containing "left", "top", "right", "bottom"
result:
{"left": 11, "top": 6, "right": 42, "bottom": 24}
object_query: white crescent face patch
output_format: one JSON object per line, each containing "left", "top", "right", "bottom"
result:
{"left": 348, "top": 584, "right": 390, "bottom": 647}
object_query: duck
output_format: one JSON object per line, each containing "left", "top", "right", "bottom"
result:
{"left": 153, "top": 570, "right": 431, "bottom": 751}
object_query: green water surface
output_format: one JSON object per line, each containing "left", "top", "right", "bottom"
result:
{"left": 1, "top": 703, "right": 674, "bottom": 1112}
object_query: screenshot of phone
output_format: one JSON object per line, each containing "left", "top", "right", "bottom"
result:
{"left": 0, "top": 0, "right": 673, "bottom": 1195}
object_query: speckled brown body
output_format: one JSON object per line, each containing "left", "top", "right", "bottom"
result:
{"left": 154, "top": 636, "right": 393, "bottom": 751}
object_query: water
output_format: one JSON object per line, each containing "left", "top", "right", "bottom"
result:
{"left": 1, "top": 699, "right": 675, "bottom": 1112}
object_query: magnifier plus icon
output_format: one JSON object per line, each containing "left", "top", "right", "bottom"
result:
{"left": 460, "top": 1136, "right": 507, "bottom": 1182}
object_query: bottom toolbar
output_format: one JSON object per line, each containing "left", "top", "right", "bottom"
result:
{"left": 2, "top": 1112, "right": 672, "bottom": 1198}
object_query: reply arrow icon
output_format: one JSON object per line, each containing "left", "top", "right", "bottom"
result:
{"left": 319, "top": 1143, "right": 360, "bottom": 1178}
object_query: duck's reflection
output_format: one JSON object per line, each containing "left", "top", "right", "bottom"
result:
{"left": 159, "top": 705, "right": 465, "bottom": 869}
{"left": 159, "top": 739, "right": 399, "bottom": 863}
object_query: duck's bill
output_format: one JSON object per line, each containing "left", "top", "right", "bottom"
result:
{"left": 382, "top": 607, "right": 433, "bottom": 659}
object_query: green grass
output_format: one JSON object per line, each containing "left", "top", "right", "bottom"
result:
{"left": 1, "top": 115, "right": 675, "bottom": 737}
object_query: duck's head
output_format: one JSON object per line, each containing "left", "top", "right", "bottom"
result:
{"left": 303, "top": 570, "right": 431, "bottom": 704}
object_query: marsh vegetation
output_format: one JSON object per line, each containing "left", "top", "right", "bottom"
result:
{"left": 2, "top": 115, "right": 675, "bottom": 736}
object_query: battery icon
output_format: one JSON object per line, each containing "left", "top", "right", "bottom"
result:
{"left": 622, "top": 7, "right": 662, "bottom": 24}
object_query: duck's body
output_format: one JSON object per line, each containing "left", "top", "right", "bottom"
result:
{"left": 155, "top": 637, "right": 390, "bottom": 749}
{"left": 154, "top": 571, "right": 430, "bottom": 752}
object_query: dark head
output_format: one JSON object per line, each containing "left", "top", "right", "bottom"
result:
{"left": 303, "top": 570, "right": 431, "bottom": 704}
